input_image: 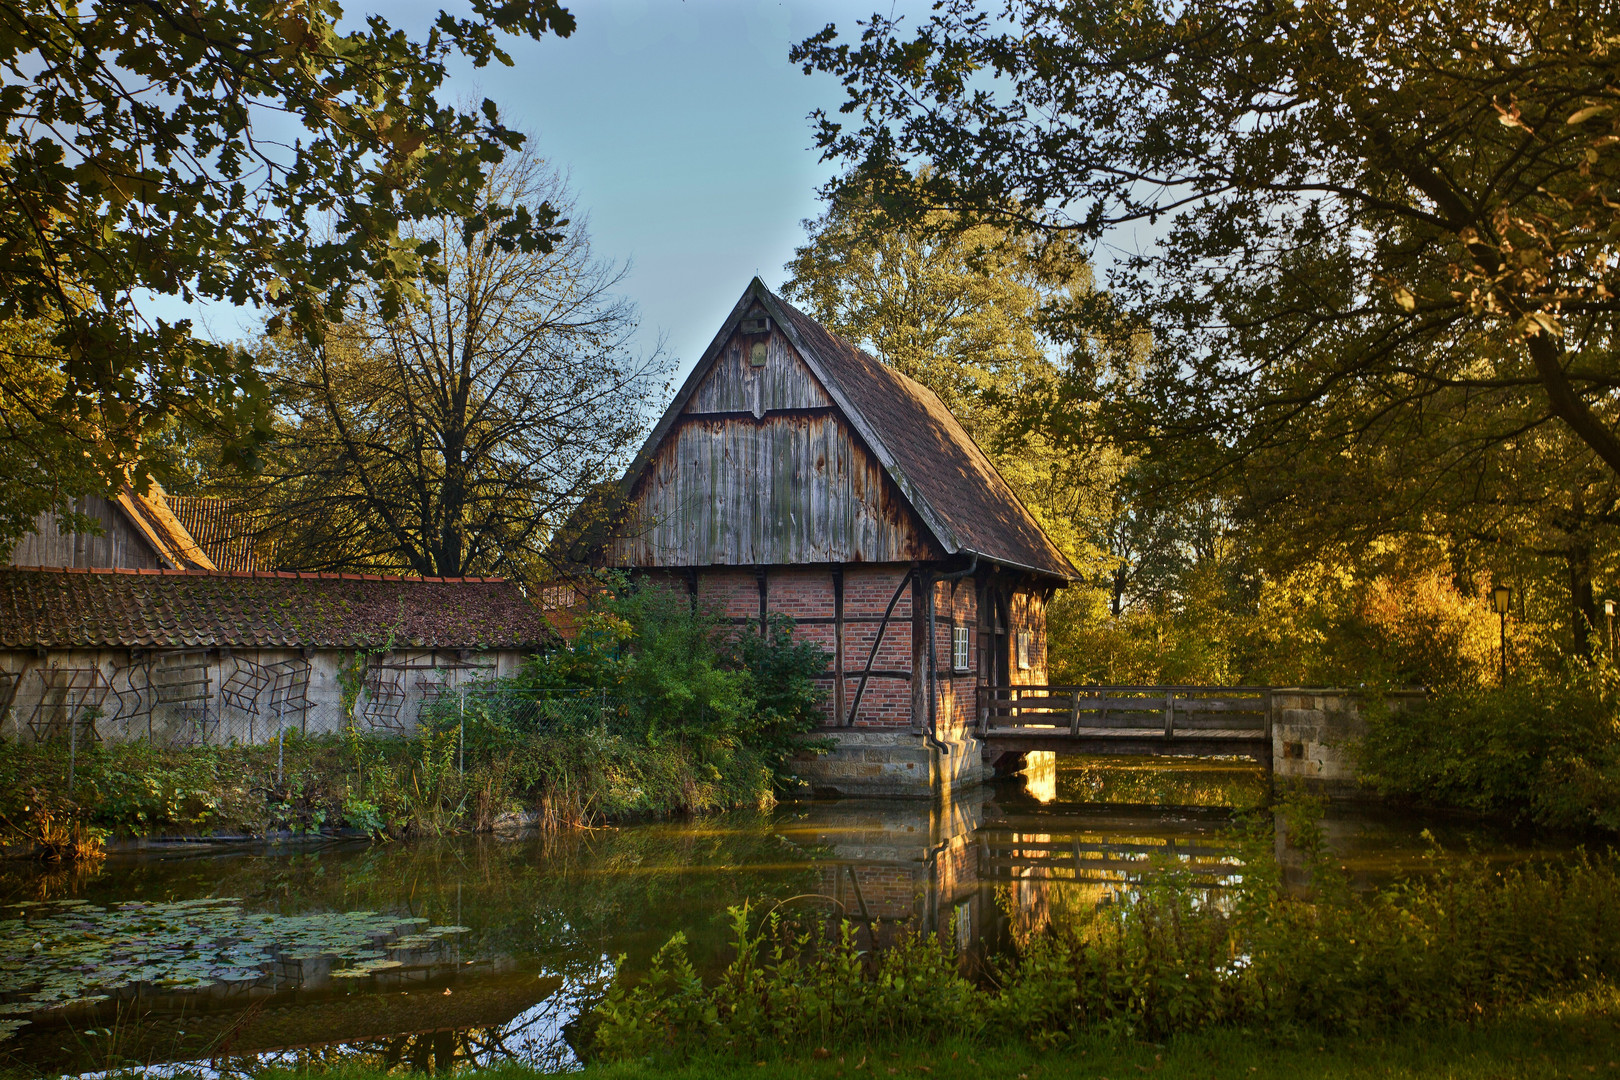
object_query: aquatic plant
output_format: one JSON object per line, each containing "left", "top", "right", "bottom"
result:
{"left": 0, "top": 897, "right": 470, "bottom": 1041}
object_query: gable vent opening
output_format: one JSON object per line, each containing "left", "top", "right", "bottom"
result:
{"left": 740, "top": 315, "right": 769, "bottom": 335}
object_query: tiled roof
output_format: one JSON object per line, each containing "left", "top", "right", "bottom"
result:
{"left": 0, "top": 567, "right": 553, "bottom": 651}
{"left": 768, "top": 293, "right": 1077, "bottom": 580}
{"left": 164, "top": 495, "right": 267, "bottom": 572}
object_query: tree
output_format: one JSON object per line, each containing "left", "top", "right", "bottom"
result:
{"left": 784, "top": 185, "right": 1195, "bottom": 612}
{"left": 793, "top": 0, "right": 1620, "bottom": 653}
{"left": 257, "top": 153, "right": 665, "bottom": 582}
{"left": 0, "top": 0, "right": 576, "bottom": 543}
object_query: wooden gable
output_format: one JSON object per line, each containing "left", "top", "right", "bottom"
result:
{"left": 607, "top": 309, "right": 938, "bottom": 567}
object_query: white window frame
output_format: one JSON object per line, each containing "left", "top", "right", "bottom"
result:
{"left": 1016, "top": 629, "right": 1032, "bottom": 671}
{"left": 951, "top": 623, "right": 970, "bottom": 673}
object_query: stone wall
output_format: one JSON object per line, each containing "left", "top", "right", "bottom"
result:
{"left": 0, "top": 646, "right": 526, "bottom": 745}
{"left": 792, "top": 727, "right": 993, "bottom": 798}
{"left": 1271, "top": 689, "right": 1424, "bottom": 795}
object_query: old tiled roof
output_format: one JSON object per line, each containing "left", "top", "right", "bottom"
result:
{"left": 0, "top": 567, "right": 553, "bottom": 650}
{"left": 164, "top": 495, "right": 267, "bottom": 572}
{"left": 768, "top": 293, "right": 1076, "bottom": 580}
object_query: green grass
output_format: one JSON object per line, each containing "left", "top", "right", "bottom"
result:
{"left": 242, "top": 982, "right": 1620, "bottom": 1080}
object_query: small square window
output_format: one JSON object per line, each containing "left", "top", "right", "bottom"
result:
{"left": 951, "top": 624, "right": 970, "bottom": 672}
{"left": 1016, "top": 629, "right": 1032, "bottom": 671}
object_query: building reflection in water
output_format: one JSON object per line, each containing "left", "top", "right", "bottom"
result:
{"left": 14, "top": 759, "right": 1260, "bottom": 1077}
{"left": 778, "top": 760, "right": 1246, "bottom": 966}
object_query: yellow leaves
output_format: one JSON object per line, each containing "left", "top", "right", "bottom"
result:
{"left": 1391, "top": 286, "right": 1416, "bottom": 312}
{"left": 1566, "top": 104, "right": 1613, "bottom": 126}
{"left": 1514, "top": 310, "right": 1563, "bottom": 339}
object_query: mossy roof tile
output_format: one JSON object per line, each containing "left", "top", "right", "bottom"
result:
{"left": 0, "top": 567, "right": 553, "bottom": 650}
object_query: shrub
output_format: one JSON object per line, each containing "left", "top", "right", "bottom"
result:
{"left": 1358, "top": 668, "right": 1620, "bottom": 830}
{"left": 512, "top": 572, "right": 832, "bottom": 789}
{"left": 590, "top": 808, "right": 1620, "bottom": 1063}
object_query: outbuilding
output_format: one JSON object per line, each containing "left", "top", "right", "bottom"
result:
{"left": 0, "top": 567, "right": 551, "bottom": 746}
{"left": 580, "top": 279, "right": 1078, "bottom": 796}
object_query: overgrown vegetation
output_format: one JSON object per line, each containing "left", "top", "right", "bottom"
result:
{"left": 237, "top": 984, "right": 1620, "bottom": 1080}
{"left": 591, "top": 806, "right": 1620, "bottom": 1064}
{"left": 1359, "top": 669, "right": 1620, "bottom": 832}
{"left": 0, "top": 577, "right": 830, "bottom": 855}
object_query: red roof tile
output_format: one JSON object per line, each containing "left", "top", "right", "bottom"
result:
{"left": 0, "top": 567, "right": 553, "bottom": 650}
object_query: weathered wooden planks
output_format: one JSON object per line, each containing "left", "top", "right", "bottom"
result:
{"left": 975, "top": 684, "right": 1275, "bottom": 766}
{"left": 610, "top": 327, "right": 938, "bottom": 567}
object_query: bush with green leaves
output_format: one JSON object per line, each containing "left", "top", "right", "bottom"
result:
{"left": 1358, "top": 668, "right": 1620, "bottom": 831}
{"left": 592, "top": 805, "right": 1620, "bottom": 1063}
{"left": 505, "top": 573, "right": 832, "bottom": 788}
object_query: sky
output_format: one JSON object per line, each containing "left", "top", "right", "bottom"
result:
{"left": 178, "top": 0, "right": 914, "bottom": 385}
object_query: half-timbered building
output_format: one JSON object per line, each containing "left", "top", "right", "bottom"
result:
{"left": 586, "top": 279, "right": 1078, "bottom": 796}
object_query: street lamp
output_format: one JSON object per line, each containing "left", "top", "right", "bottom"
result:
{"left": 1491, "top": 585, "right": 1512, "bottom": 686}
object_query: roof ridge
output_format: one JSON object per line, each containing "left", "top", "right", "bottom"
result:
{"left": 0, "top": 564, "right": 507, "bottom": 584}
{"left": 763, "top": 285, "right": 1079, "bottom": 581}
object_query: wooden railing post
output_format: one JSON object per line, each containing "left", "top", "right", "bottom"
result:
{"left": 976, "top": 685, "right": 989, "bottom": 736}
{"left": 1069, "top": 688, "right": 1081, "bottom": 736}
{"left": 1263, "top": 688, "right": 1275, "bottom": 773}
{"left": 1164, "top": 690, "right": 1175, "bottom": 738}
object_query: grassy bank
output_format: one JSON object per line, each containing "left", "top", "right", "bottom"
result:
{"left": 0, "top": 730, "right": 779, "bottom": 855}
{"left": 247, "top": 982, "right": 1620, "bottom": 1080}
{"left": 0, "top": 579, "right": 835, "bottom": 857}
{"left": 583, "top": 800, "right": 1619, "bottom": 1067}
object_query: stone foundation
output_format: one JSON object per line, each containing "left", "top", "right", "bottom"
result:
{"left": 792, "top": 728, "right": 993, "bottom": 798}
{"left": 1271, "top": 689, "right": 1423, "bottom": 796}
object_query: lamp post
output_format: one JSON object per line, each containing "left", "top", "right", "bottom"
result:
{"left": 1491, "top": 585, "right": 1512, "bottom": 686}
{"left": 1607, "top": 599, "right": 1616, "bottom": 658}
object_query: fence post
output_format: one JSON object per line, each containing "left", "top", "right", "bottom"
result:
{"left": 67, "top": 708, "right": 77, "bottom": 794}
{"left": 457, "top": 686, "right": 465, "bottom": 777}
{"left": 275, "top": 697, "right": 285, "bottom": 788}
{"left": 1164, "top": 690, "right": 1175, "bottom": 738}
{"left": 1069, "top": 688, "right": 1081, "bottom": 736}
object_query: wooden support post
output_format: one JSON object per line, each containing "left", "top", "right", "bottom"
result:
{"left": 832, "top": 569, "right": 846, "bottom": 728}
{"left": 976, "top": 685, "right": 989, "bottom": 736}
{"left": 756, "top": 567, "right": 768, "bottom": 636}
{"left": 1164, "top": 690, "right": 1175, "bottom": 738}
{"left": 1069, "top": 688, "right": 1081, "bottom": 736}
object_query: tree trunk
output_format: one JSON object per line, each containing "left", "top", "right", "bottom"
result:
{"left": 1566, "top": 489, "right": 1597, "bottom": 659}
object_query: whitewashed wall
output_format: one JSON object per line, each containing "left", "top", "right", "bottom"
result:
{"left": 0, "top": 647, "right": 527, "bottom": 745}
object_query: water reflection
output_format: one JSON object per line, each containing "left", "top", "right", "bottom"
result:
{"left": 0, "top": 757, "right": 1576, "bottom": 1077}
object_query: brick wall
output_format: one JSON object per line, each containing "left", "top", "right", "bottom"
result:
{"left": 674, "top": 563, "right": 1048, "bottom": 732}
{"left": 1009, "top": 590, "right": 1049, "bottom": 685}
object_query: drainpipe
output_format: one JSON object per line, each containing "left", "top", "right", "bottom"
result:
{"left": 925, "top": 553, "right": 981, "bottom": 756}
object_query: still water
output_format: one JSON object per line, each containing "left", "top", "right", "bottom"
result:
{"left": 0, "top": 757, "right": 1578, "bottom": 1076}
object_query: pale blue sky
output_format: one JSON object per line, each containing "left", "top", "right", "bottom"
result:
{"left": 176, "top": 1, "right": 911, "bottom": 383}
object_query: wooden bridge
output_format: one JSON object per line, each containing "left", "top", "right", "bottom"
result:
{"left": 976, "top": 685, "right": 1274, "bottom": 768}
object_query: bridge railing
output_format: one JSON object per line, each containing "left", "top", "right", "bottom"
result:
{"left": 976, "top": 684, "right": 1273, "bottom": 745}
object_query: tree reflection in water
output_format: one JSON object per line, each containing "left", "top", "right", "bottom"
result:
{"left": 0, "top": 761, "right": 1569, "bottom": 1077}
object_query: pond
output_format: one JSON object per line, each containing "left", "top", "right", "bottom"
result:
{"left": 0, "top": 756, "right": 1579, "bottom": 1077}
